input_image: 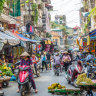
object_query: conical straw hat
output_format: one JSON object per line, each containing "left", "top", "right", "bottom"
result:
{"left": 20, "top": 51, "right": 30, "bottom": 57}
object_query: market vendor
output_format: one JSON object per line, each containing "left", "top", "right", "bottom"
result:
{"left": 17, "top": 51, "right": 38, "bottom": 93}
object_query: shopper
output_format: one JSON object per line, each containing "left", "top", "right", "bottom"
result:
{"left": 41, "top": 52, "right": 47, "bottom": 72}
{"left": 46, "top": 51, "right": 51, "bottom": 70}
{"left": 31, "top": 53, "right": 38, "bottom": 77}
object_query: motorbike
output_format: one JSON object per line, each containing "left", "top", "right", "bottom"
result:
{"left": 32, "top": 62, "right": 41, "bottom": 77}
{"left": 66, "top": 61, "right": 85, "bottom": 87}
{"left": 86, "top": 62, "right": 96, "bottom": 79}
{"left": 54, "top": 64, "right": 61, "bottom": 76}
{"left": 18, "top": 65, "right": 31, "bottom": 96}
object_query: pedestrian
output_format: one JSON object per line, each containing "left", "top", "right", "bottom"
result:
{"left": 31, "top": 53, "right": 39, "bottom": 77}
{"left": 46, "top": 51, "right": 51, "bottom": 70}
{"left": 17, "top": 51, "right": 38, "bottom": 93}
{"left": 62, "top": 51, "right": 71, "bottom": 71}
{"left": 68, "top": 50, "right": 73, "bottom": 64}
{"left": 41, "top": 52, "right": 47, "bottom": 72}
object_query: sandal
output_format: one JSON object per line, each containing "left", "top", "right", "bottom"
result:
{"left": 35, "top": 89, "right": 38, "bottom": 93}
{"left": 17, "top": 89, "right": 20, "bottom": 93}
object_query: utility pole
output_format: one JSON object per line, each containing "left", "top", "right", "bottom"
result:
{"left": 27, "top": 0, "right": 33, "bottom": 55}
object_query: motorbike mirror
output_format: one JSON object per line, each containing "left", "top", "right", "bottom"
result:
{"left": 93, "top": 64, "right": 96, "bottom": 66}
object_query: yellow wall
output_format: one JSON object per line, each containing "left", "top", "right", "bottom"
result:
{"left": 52, "top": 36, "right": 60, "bottom": 47}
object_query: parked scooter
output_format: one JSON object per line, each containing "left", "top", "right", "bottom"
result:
{"left": 18, "top": 65, "right": 31, "bottom": 96}
{"left": 66, "top": 60, "right": 85, "bottom": 87}
{"left": 32, "top": 62, "right": 41, "bottom": 77}
{"left": 54, "top": 64, "right": 61, "bottom": 76}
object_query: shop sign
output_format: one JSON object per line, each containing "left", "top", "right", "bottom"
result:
{"left": 8, "top": 24, "right": 16, "bottom": 29}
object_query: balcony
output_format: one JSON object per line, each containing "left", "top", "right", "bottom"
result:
{"left": 42, "top": 0, "right": 51, "bottom": 4}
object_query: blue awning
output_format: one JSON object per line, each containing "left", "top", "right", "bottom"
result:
{"left": 17, "top": 33, "right": 37, "bottom": 42}
{"left": 90, "top": 36, "right": 96, "bottom": 40}
{"left": 89, "top": 29, "right": 96, "bottom": 37}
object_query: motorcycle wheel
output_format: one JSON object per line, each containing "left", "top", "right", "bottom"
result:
{"left": 57, "top": 72, "right": 59, "bottom": 76}
{"left": 73, "top": 79, "right": 78, "bottom": 88}
{"left": 20, "top": 85, "right": 25, "bottom": 96}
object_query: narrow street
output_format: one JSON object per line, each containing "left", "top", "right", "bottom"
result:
{"left": 3, "top": 70, "right": 75, "bottom": 96}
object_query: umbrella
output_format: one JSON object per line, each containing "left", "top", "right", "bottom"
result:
{"left": 72, "top": 48, "right": 79, "bottom": 52}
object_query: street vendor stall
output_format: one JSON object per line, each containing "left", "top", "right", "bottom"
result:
{"left": 48, "top": 83, "right": 81, "bottom": 96}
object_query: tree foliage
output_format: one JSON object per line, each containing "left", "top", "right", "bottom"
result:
{"left": 46, "top": 32, "right": 52, "bottom": 38}
{"left": 51, "top": 21, "right": 68, "bottom": 36}
{"left": 51, "top": 22, "right": 59, "bottom": 28}
{"left": 0, "top": 0, "right": 6, "bottom": 14}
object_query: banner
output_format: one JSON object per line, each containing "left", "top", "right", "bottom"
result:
{"left": 80, "top": 39, "right": 83, "bottom": 46}
{"left": 76, "top": 39, "right": 79, "bottom": 46}
{"left": 87, "top": 35, "right": 90, "bottom": 45}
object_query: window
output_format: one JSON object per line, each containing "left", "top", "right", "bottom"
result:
{"left": 90, "top": 0, "right": 95, "bottom": 9}
{"left": 60, "top": 21, "right": 62, "bottom": 24}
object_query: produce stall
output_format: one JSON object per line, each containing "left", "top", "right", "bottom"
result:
{"left": 48, "top": 83, "right": 81, "bottom": 96}
{"left": 48, "top": 73, "right": 96, "bottom": 96}
{"left": 76, "top": 73, "right": 96, "bottom": 96}
{"left": 0, "top": 64, "right": 14, "bottom": 88}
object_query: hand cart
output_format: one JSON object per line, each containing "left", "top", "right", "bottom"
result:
{"left": 79, "top": 84, "right": 96, "bottom": 96}
{"left": 48, "top": 88, "right": 81, "bottom": 96}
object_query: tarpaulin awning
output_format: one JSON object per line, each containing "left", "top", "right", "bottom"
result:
{"left": 89, "top": 29, "right": 96, "bottom": 37}
{"left": 0, "top": 31, "right": 20, "bottom": 46}
{"left": 13, "top": 31, "right": 37, "bottom": 43}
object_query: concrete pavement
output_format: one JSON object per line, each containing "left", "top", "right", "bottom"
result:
{"left": 2, "top": 70, "right": 75, "bottom": 96}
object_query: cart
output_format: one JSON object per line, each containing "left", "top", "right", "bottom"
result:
{"left": 48, "top": 88, "right": 81, "bottom": 96}
{"left": 79, "top": 84, "right": 96, "bottom": 96}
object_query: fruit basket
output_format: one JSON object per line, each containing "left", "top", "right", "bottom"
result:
{"left": 48, "top": 88, "right": 81, "bottom": 95}
{"left": 48, "top": 83, "right": 81, "bottom": 95}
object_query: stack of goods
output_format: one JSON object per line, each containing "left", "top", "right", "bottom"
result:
{"left": 0, "top": 64, "right": 14, "bottom": 77}
{"left": 76, "top": 73, "right": 94, "bottom": 85}
{"left": 48, "top": 83, "right": 66, "bottom": 90}
{"left": 0, "top": 64, "right": 14, "bottom": 88}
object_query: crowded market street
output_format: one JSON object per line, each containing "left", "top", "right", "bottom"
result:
{"left": 3, "top": 70, "right": 75, "bottom": 96}
{"left": 1, "top": 0, "right": 96, "bottom": 96}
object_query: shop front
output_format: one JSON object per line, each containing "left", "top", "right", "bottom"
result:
{"left": 89, "top": 29, "right": 96, "bottom": 55}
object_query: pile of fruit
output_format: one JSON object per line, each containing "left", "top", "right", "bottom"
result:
{"left": 0, "top": 64, "right": 14, "bottom": 77}
{"left": 76, "top": 73, "right": 94, "bottom": 85}
{"left": 48, "top": 83, "right": 66, "bottom": 90}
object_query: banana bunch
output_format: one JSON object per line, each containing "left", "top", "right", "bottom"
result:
{"left": 76, "top": 73, "right": 93, "bottom": 85}
{"left": 48, "top": 83, "right": 66, "bottom": 90}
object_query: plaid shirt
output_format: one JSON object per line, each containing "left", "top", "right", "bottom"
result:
{"left": 20, "top": 59, "right": 33, "bottom": 73}
{"left": 20, "top": 59, "right": 32, "bottom": 66}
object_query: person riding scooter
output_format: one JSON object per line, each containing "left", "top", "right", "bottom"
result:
{"left": 71, "top": 60, "right": 84, "bottom": 82}
{"left": 53, "top": 53, "right": 61, "bottom": 75}
{"left": 62, "top": 51, "right": 71, "bottom": 71}
{"left": 17, "top": 51, "right": 38, "bottom": 93}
